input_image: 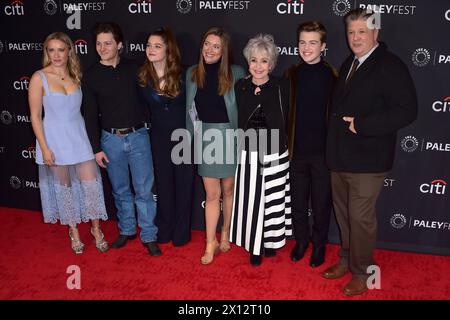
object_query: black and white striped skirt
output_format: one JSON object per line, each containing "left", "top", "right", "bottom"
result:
{"left": 230, "top": 149, "right": 292, "bottom": 256}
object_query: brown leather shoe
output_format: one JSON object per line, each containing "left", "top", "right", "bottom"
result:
{"left": 322, "top": 263, "right": 349, "bottom": 279}
{"left": 343, "top": 277, "right": 368, "bottom": 296}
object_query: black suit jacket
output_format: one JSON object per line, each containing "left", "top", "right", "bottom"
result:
{"left": 326, "top": 43, "right": 418, "bottom": 173}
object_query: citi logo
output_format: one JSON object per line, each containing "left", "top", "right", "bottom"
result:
{"left": 128, "top": 0, "right": 152, "bottom": 14}
{"left": 4, "top": 0, "right": 24, "bottom": 16}
{"left": 22, "top": 146, "right": 36, "bottom": 159}
{"left": 432, "top": 96, "right": 450, "bottom": 112}
{"left": 13, "top": 76, "right": 30, "bottom": 90}
{"left": 277, "top": 0, "right": 304, "bottom": 15}
{"left": 74, "top": 39, "right": 88, "bottom": 55}
{"left": 419, "top": 179, "right": 447, "bottom": 195}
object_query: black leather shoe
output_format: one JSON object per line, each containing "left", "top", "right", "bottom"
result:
{"left": 143, "top": 241, "right": 162, "bottom": 256}
{"left": 110, "top": 234, "right": 137, "bottom": 249}
{"left": 291, "top": 242, "right": 308, "bottom": 262}
{"left": 250, "top": 254, "right": 262, "bottom": 266}
{"left": 264, "top": 248, "right": 277, "bottom": 257}
{"left": 309, "top": 245, "right": 326, "bottom": 267}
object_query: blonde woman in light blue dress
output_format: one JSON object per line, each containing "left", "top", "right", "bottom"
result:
{"left": 28, "top": 32, "right": 108, "bottom": 254}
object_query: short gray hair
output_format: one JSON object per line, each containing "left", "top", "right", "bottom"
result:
{"left": 243, "top": 34, "right": 278, "bottom": 71}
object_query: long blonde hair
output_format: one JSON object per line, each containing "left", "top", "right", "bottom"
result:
{"left": 192, "top": 26, "right": 233, "bottom": 96}
{"left": 42, "top": 32, "right": 82, "bottom": 86}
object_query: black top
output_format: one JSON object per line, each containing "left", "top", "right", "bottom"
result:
{"left": 246, "top": 82, "right": 269, "bottom": 130}
{"left": 194, "top": 61, "right": 229, "bottom": 123}
{"left": 82, "top": 58, "right": 147, "bottom": 153}
{"left": 235, "top": 76, "right": 290, "bottom": 154}
{"left": 295, "top": 59, "right": 334, "bottom": 155}
{"left": 140, "top": 71, "right": 187, "bottom": 132}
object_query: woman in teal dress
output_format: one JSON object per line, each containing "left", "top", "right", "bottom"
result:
{"left": 186, "top": 26, "right": 245, "bottom": 264}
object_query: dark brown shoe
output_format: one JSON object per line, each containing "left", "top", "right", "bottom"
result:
{"left": 322, "top": 263, "right": 349, "bottom": 279}
{"left": 343, "top": 277, "right": 368, "bottom": 296}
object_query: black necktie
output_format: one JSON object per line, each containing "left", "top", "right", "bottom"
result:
{"left": 346, "top": 59, "right": 360, "bottom": 84}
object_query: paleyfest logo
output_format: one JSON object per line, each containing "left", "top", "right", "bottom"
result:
{"left": 44, "top": 0, "right": 57, "bottom": 15}
{"left": 1, "top": 110, "right": 13, "bottom": 125}
{"left": 176, "top": 0, "right": 192, "bottom": 14}
{"left": 332, "top": 0, "right": 351, "bottom": 17}
{"left": 400, "top": 135, "right": 419, "bottom": 153}
{"left": 412, "top": 48, "right": 431, "bottom": 67}
{"left": 390, "top": 213, "right": 407, "bottom": 229}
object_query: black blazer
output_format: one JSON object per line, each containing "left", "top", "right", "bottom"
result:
{"left": 326, "top": 42, "right": 418, "bottom": 173}
{"left": 235, "top": 76, "right": 290, "bottom": 154}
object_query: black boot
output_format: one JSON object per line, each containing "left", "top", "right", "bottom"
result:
{"left": 290, "top": 241, "right": 308, "bottom": 262}
{"left": 264, "top": 248, "right": 277, "bottom": 257}
{"left": 143, "top": 241, "right": 162, "bottom": 256}
{"left": 310, "top": 245, "right": 326, "bottom": 267}
{"left": 250, "top": 254, "right": 262, "bottom": 266}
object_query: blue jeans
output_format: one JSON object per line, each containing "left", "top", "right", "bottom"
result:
{"left": 101, "top": 127, "right": 157, "bottom": 243}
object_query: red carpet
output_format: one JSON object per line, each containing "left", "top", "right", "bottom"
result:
{"left": 0, "top": 207, "right": 449, "bottom": 300}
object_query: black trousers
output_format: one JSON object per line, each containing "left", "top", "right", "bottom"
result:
{"left": 290, "top": 153, "right": 332, "bottom": 247}
{"left": 151, "top": 126, "right": 194, "bottom": 246}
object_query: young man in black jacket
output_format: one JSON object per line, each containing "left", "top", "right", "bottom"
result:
{"left": 83, "top": 22, "right": 161, "bottom": 256}
{"left": 286, "top": 21, "right": 337, "bottom": 268}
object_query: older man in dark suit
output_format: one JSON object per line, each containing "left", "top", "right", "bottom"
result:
{"left": 323, "top": 8, "right": 417, "bottom": 296}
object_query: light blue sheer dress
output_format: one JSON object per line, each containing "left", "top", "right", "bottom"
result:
{"left": 35, "top": 71, "right": 108, "bottom": 225}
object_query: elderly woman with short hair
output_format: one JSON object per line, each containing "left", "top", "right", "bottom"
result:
{"left": 230, "top": 34, "right": 292, "bottom": 266}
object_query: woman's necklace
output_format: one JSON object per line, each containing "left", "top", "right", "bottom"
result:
{"left": 252, "top": 79, "right": 269, "bottom": 96}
